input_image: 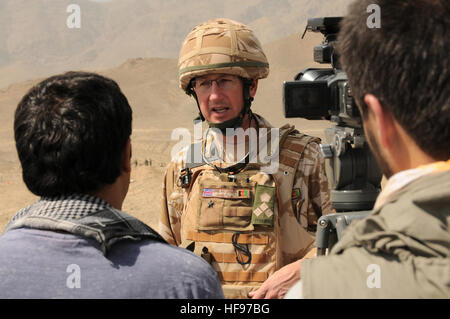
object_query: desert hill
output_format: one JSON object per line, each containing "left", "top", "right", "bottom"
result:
{"left": 0, "top": 0, "right": 354, "bottom": 89}
{"left": 0, "top": 29, "right": 333, "bottom": 230}
{"left": 0, "top": 0, "right": 354, "bottom": 230}
{"left": 0, "top": 31, "right": 334, "bottom": 230}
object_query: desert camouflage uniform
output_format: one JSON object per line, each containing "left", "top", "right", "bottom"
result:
{"left": 159, "top": 114, "right": 331, "bottom": 298}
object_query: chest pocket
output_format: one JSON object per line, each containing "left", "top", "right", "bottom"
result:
{"left": 197, "top": 174, "right": 255, "bottom": 232}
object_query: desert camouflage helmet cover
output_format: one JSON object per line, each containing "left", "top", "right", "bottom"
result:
{"left": 178, "top": 18, "right": 270, "bottom": 91}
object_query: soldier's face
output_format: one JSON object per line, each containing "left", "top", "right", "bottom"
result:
{"left": 194, "top": 74, "right": 255, "bottom": 124}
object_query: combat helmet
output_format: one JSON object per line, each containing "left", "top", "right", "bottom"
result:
{"left": 178, "top": 18, "right": 269, "bottom": 129}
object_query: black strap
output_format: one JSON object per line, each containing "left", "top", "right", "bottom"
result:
{"left": 232, "top": 232, "right": 252, "bottom": 265}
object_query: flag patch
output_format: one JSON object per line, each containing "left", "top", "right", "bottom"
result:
{"left": 203, "top": 188, "right": 214, "bottom": 197}
{"left": 237, "top": 190, "right": 249, "bottom": 197}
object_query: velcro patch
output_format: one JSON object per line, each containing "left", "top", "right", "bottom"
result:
{"left": 252, "top": 185, "right": 275, "bottom": 227}
{"left": 202, "top": 188, "right": 251, "bottom": 199}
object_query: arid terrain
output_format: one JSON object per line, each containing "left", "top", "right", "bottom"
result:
{"left": 0, "top": 0, "right": 354, "bottom": 231}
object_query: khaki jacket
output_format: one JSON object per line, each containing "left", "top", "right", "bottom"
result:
{"left": 302, "top": 169, "right": 450, "bottom": 298}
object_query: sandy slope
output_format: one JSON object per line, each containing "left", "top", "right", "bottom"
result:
{"left": 0, "top": 29, "right": 335, "bottom": 231}
{"left": 0, "top": 0, "right": 355, "bottom": 89}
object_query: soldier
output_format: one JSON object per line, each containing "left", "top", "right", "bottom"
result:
{"left": 159, "top": 18, "right": 331, "bottom": 299}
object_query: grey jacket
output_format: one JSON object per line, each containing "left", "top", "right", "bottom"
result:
{"left": 0, "top": 194, "right": 224, "bottom": 298}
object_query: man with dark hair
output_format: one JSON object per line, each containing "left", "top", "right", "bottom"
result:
{"left": 0, "top": 71, "right": 224, "bottom": 298}
{"left": 285, "top": 0, "right": 450, "bottom": 298}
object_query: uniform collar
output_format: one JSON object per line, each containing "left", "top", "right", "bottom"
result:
{"left": 374, "top": 160, "right": 450, "bottom": 210}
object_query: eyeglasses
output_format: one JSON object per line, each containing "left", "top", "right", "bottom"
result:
{"left": 193, "top": 76, "right": 240, "bottom": 94}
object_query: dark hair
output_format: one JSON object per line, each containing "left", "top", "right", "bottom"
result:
{"left": 338, "top": 0, "right": 450, "bottom": 160}
{"left": 14, "top": 71, "right": 132, "bottom": 196}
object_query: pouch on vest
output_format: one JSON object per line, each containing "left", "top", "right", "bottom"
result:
{"left": 197, "top": 176, "right": 255, "bottom": 232}
{"left": 251, "top": 185, "right": 275, "bottom": 227}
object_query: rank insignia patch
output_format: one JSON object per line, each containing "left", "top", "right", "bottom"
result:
{"left": 252, "top": 185, "right": 276, "bottom": 227}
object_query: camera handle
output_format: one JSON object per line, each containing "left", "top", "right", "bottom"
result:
{"left": 315, "top": 210, "right": 371, "bottom": 256}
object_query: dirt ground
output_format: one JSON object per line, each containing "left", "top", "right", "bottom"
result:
{"left": 0, "top": 129, "right": 175, "bottom": 231}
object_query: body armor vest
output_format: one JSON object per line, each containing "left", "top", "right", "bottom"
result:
{"left": 179, "top": 125, "right": 320, "bottom": 298}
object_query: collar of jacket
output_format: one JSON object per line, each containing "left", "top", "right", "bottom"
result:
{"left": 373, "top": 160, "right": 450, "bottom": 211}
{"left": 330, "top": 169, "right": 450, "bottom": 259}
{"left": 3, "top": 194, "right": 167, "bottom": 256}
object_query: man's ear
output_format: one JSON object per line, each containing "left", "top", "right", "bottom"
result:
{"left": 364, "top": 94, "right": 396, "bottom": 149}
{"left": 121, "top": 138, "right": 132, "bottom": 174}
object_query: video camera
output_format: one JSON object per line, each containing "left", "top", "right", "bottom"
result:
{"left": 283, "top": 17, "right": 382, "bottom": 255}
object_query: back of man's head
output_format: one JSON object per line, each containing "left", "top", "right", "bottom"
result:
{"left": 338, "top": 0, "right": 450, "bottom": 160}
{"left": 14, "top": 71, "right": 132, "bottom": 197}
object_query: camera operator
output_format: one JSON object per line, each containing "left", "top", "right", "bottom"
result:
{"left": 284, "top": 0, "right": 450, "bottom": 298}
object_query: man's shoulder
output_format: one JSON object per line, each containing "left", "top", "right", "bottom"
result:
{"left": 280, "top": 129, "right": 322, "bottom": 161}
{"left": 253, "top": 113, "right": 322, "bottom": 149}
{"left": 403, "top": 168, "right": 450, "bottom": 198}
{"left": 132, "top": 240, "right": 224, "bottom": 297}
{"left": 285, "top": 130, "right": 321, "bottom": 145}
{"left": 252, "top": 113, "right": 273, "bottom": 128}
{"left": 377, "top": 169, "right": 450, "bottom": 219}
{"left": 137, "top": 238, "right": 216, "bottom": 271}
{"left": 0, "top": 229, "right": 223, "bottom": 298}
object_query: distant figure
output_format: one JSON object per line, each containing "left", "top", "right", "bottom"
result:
{"left": 159, "top": 18, "right": 331, "bottom": 299}
{"left": 286, "top": 0, "right": 450, "bottom": 298}
{"left": 0, "top": 71, "right": 223, "bottom": 299}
